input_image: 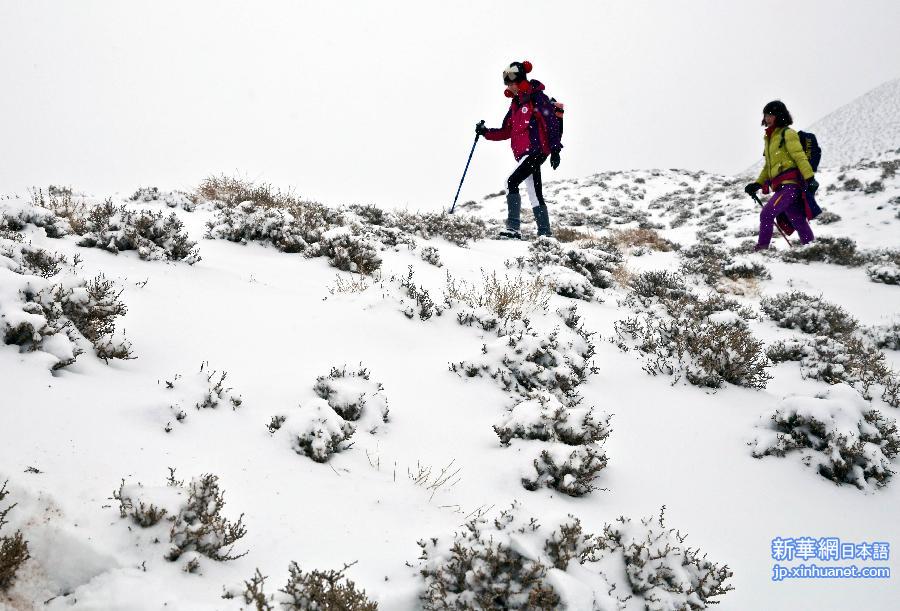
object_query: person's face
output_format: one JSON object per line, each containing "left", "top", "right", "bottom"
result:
{"left": 763, "top": 113, "right": 776, "bottom": 128}
{"left": 506, "top": 82, "right": 519, "bottom": 95}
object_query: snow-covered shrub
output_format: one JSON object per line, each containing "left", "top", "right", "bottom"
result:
{"left": 722, "top": 256, "right": 771, "bottom": 281}
{"left": 111, "top": 471, "right": 247, "bottom": 570}
{"left": 278, "top": 561, "right": 378, "bottom": 611}
{"left": 522, "top": 444, "right": 608, "bottom": 496}
{"left": 751, "top": 385, "right": 900, "bottom": 489}
{"left": 206, "top": 200, "right": 334, "bottom": 253}
{"left": 416, "top": 503, "right": 734, "bottom": 611}
{"left": 111, "top": 480, "right": 170, "bottom": 528}
{"left": 538, "top": 265, "right": 595, "bottom": 301}
{"left": 387, "top": 210, "right": 487, "bottom": 247}
{"left": 417, "top": 504, "right": 560, "bottom": 610}
{"left": 16, "top": 246, "right": 67, "bottom": 279}
{"left": 679, "top": 243, "right": 732, "bottom": 284}
{"left": 614, "top": 306, "right": 770, "bottom": 389}
{"left": 419, "top": 245, "right": 443, "bottom": 267}
{"left": 508, "top": 237, "right": 622, "bottom": 290}
{"left": 311, "top": 227, "right": 381, "bottom": 275}
{"left": 1, "top": 260, "right": 132, "bottom": 368}
{"left": 167, "top": 474, "right": 248, "bottom": 563}
{"left": 780, "top": 237, "right": 865, "bottom": 266}
{"left": 451, "top": 319, "right": 596, "bottom": 402}
{"left": 493, "top": 392, "right": 609, "bottom": 446}
{"left": 862, "top": 321, "right": 900, "bottom": 351}
{"left": 866, "top": 262, "right": 900, "bottom": 285}
{"left": 0, "top": 481, "right": 30, "bottom": 592}
{"left": 588, "top": 509, "right": 734, "bottom": 610}
{"left": 761, "top": 292, "right": 858, "bottom": 336}
{"left": 625, "top": 270, "right": 690, "bottom": 309}
{"left": 313, "top": 366, "right": 389, "bottom": 433}
{"left": 163, "top": 363, "right": 243, "bottom": 430}
{"left": 5, "top": 190, "right": 74, "bottom": 238}
{"left": 68, "top": 199, "right": 200, "bottom": 263}
{"left": 817, "top": 211, "right": 842, "bottom": 224}
{"left": 289, "top": 399, "right": 356, "bottom": 463}
{"left": 390, "top": 266, "right": 441, "bottom": 321}
{"left": 767, "top": 335, "right": 891, "bottom": 400}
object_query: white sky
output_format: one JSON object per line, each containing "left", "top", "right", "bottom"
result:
{"left": 2, "top": 0, "right": 899, "bottom": 210}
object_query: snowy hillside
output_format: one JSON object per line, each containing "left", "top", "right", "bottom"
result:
{"left": 744, "top": 77, "right": 900, "bottom": 175}
{"left": 2, "top": 154, "right": 900, "bottom": 611}
{"left": 808, "top": 77, "right": 900, "bottom": 169}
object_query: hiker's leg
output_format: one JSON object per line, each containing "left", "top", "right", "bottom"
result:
{"left": 523, "top": 156, "right": 551, "bottom": 236}
{"left": 506, "top": 157, "right": 538, "bottom": 231}
{"left": 783, "top": 191, "right": 815, "bottom": 244}
{"left": 757, "top": 190, "right": 788, "bottom": 249}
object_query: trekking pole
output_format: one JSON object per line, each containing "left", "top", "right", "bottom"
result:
{"left": 449, "top": 120, "right": 485, "bottom": 214}
{"left": 751, "top": 192, "right": 793, "bottom": 248}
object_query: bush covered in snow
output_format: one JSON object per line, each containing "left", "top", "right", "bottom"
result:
{"left": 61, "top": 199, "right": 200, "bottom": 263}
{"left": 761, "top": 292, "right": 858, "bottom": 336}
{"left": 616, "top": 288, "right": 767, "bottom": 389}
{"left": 862, "top": 321, "right": 900, "bottom": 351}
{"left": 588, "top": 509, "right": 735, "bottom": 610}
{"left": 167, "top": 474, "right": 248, "bottom": 565}
{"left": 311, "top": 227, "right": 382, "bottom": 275}
{"left": 416, "top": 503, "right": 734, "bottom": 610}
{"left": 417, "top": 504, "right": 560, "bottom": 610}
{"left": 1, "top": 243, "right": 132, "bottom": 369}
{"left": 767, "top": 335, "right": 893, "bottom": 401}
{"left": 111, "top": 471, "right": 248, "bottom": 571}
{"left": 493, "top": 392, "right": 610, "bottom": 446}
{"left": 614, "top": 308, "right": 771, "bottom": 389}
{"left": 780, "top": 237, "right": 866, "bottom": 266}
{"left": 313, "top": 366, "right": 389, "bottom": 434}
{"left": 522, "top": 444, "right": 608, "bottom": 496}
{"left": 537, "top": 265, "right": 596, "bottom": 301}
{"left": 866, "top": 262, "right": 900, "bottom": 285}
{"left": 816, "top": 211, "right": 842, "bottom": 224}
{"left": 419, "top": 245, "right": 443, "bottom": 267}
{"left": 722, "top": 256, "right": 771, "bottom": 281}
{"left": 163, "top": 362, "right": 243, "bottom": 431}
{"left": 278, "top": 561, "right": 378, "bottom": 611}
{"left": 751, "top": 385, "right": 900, "bottom": 489}
{"left": 507, "top": 237, "right": 622, "bottom": 291}
{"left": 289, "top": 399, "right": 356, "bottom": 463}
{"left": 451, "top": 318, "right": 596, "bottom": 403}
{"left": 0, "top": 481, "right": 30, "bottom": 592}
{"left": 386, "top": 210, "right": 487, "bottom": 247}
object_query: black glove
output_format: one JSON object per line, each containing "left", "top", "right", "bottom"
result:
{"left": 475, "top": 121, "right": 487, "bottom": 136}
{"left": 807, "top": 177, "right": 819, "bottom": 194}
{"left": 550, "top": 151, "right": 561, "bottom": 170}
{"left": 744, "top": 182, "right": 762, "bottom": 196}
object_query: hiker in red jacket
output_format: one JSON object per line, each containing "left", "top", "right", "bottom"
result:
{"left": 477, "top": 61, "right": 564, "bottom": 239}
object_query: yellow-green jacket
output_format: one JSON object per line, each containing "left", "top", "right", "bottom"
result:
{"left": 756, "top": 127, "right": 815, "bottom": 187}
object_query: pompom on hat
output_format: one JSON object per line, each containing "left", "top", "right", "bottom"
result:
{"left": 502, "top": 60, "right": 532, "bottom": 85}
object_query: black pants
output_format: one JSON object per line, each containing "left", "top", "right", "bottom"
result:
{"left": 507, "top": 154, "right": 547, "bottom": 208}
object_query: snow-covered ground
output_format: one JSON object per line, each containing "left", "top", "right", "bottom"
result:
{"left": 2, "top": 146, "right": 900, "bottom": 610}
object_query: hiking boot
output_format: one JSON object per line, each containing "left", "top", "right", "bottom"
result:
{"left": 497, "top": 228, "right": 522, "bottom": 240}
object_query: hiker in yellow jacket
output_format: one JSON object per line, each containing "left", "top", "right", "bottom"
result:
{"left": 744, "top": 100, "right": 818, "bottom": 250}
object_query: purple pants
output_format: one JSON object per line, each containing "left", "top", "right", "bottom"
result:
{"left": 757, "top": 184, "right": 814, "bottom": 248}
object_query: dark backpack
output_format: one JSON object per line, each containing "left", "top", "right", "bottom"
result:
{"left": 780, "top": 129, "right": 822, "bottom": 171}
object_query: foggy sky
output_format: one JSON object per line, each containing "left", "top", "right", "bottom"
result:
{"left": 2, "top": 0, "right": 899, "bottom": 210}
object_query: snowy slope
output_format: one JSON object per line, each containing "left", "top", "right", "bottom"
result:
{"left": 744, "top": 76, "right": 900, "bottom": 175}
{"left": 1, "top": 156, "right": 899, "bottom": 611}
{"left": 809, "top": 77, "right": 900, "bottom": 169}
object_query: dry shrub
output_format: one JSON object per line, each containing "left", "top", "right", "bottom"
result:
{"left": 0, "top": 481, "right": 30, "bottom": 592}
{"left": 444, "top": 271, "right": 551, "bottom": 322}
{"left": 555, "top": 226, "right": 597, "bottom": 243}
{"left": 610, "top": 227, "right": 675, "bottom": 251}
